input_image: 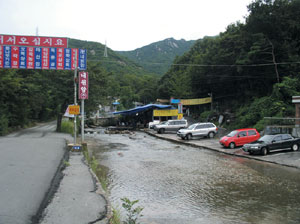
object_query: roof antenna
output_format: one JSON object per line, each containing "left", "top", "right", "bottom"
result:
{"left": 104, "top": 40, "right": 108, "bottom": 58}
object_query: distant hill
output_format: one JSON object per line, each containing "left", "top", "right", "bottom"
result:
{"left": 68, "top": 38, "right": 154, "bottom": 76}
{"left": 117, "top": 38, "right": 196, "bottom": 75}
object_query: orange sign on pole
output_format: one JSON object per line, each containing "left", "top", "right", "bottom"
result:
{"left": 69, "top": 105, "right": 80, "bottom": 115}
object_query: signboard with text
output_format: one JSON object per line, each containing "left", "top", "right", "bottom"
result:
{"left": 0, "top": 34, "right": 68, "bottom": 48}
{"left": 153, "top": 109, "right": 178, "bottom": 117}
{"left": 79, "top": 71, "right": 88, "bottom": 99}
{"left": 180, "top": 97, "right": 212, "bottom": 105}
{"left": 69, "top": 105, "right": 80, "bottom": 115}
{"left": 0, "top": 45, "right": 86, "bottom": 70}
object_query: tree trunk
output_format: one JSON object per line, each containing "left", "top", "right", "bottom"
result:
{"left": 56, "top": 113, "right": 63, "bottom": 132}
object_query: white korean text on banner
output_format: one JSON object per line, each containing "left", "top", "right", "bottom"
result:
{"left": 79, "top": 71, "right": 88, "bottom": 99}
{"left": 0, "top": 46, "right": 86, "bottom": 70}
{"left": 0, "top": 34, "right": 68, "bottom": 48}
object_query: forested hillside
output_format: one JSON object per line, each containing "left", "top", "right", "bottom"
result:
{"left": 158, "top": 0, "right": 300, "bottom": 130}
{"left": 117, "top": 38, "right": 195, "bottom": 75}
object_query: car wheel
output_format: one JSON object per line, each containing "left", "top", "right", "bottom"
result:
{"left": 291, "top": 143, "right": 299, "bottom": 151}
{"left": 181, "top": 137, "right": 185, "bottom": 140}
{"left": 229, "top": 142, "right": 235, "bottom": 149}
{"left": 208, "top": 132, "right": 215, "bottom": 138}
{"left": 159, "top": 129, "right": 165, "bottom": 134}
{"left": 186, "top": 134, "right": 192, "bottom": 140}
{"left": 261, "top": 147, "right": 268, "bottom": 156}
{"left": 249, "top": 151, "right": 254, "bottom": 155}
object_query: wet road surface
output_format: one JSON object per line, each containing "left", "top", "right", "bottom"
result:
{"left": 88, "top": 130, "right": 300, "bottom": 224}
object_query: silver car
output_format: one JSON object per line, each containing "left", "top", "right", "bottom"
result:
{"left": 154, "top": 120, "right": 188, "bottom": 134}
{"left": 177, "top": 122, "right": 218, "bottom": 140}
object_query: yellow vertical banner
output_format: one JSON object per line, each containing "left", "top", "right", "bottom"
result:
{"left": 177, "top": 113, "right": 183, "bottom": 120}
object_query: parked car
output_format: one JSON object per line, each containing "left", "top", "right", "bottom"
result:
{"left": 148, "top": 120, "right": 160, "bottom": 129}
{"left": 242, "top": 134, "right": 300, "bottom": 155}
{"left": 177, "top": 122, "right": 218, "bottom": 140}
{"left": 154, "top": 119, "right": 188, "bottom": 134}
{"left": 219, "top": 128, "right": 260, "bottom": 149}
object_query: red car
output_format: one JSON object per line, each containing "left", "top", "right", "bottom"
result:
{"left": 219, "top": 128, "right": 260, "bottom": 149}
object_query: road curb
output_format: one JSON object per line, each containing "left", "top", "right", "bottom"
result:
{"left": 32, "top": 140, "right": 69, "bottom": 224}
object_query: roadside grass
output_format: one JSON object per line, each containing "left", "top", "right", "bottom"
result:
{"left": 61, "top": 120, "right": 74, "bottom": 135}
{"left": 109, "top": 207, "right": 121, "bottom": 224}
{"left": 82, "top": 144, "right": 108, "bottom": 192}
{"left": 63, "top": 160, "right": 70, "bottom": 167}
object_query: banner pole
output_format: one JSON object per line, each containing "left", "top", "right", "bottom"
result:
{"left": 74, "top": 50, "right": 77, "bottom": 145}
{"left": 81, "top": 99, "right": 85, "bottom": 143}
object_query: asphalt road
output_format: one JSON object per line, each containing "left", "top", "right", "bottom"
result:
{"left": 0, "top": 122, "right": 72, "bottom": 224}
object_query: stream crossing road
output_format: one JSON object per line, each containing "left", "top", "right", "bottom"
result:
{"left": 0, "top": 122, "right": 71, "bottom": 224}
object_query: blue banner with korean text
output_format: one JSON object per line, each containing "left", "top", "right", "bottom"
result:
{"left": 0, "top": 46, "right": 87, "bottom": 70}
{"left": 78, "top": 49, "right": 87, "bottom": 70}
{"left": 3, "top": 46, "right": 11, "bottom": 68}
{"left": 34, "top": 47, "right": 42, "bottom": 69}
{"left": 19, "top": 47, "right": 27, "bottom": 69}
{"left": 64, "top": 48, "right": 72, "bottom": 70}
{"left": 49, "top": 48, "right": 57, "bottom": 69}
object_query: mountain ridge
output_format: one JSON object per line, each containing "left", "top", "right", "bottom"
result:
{"left": 117, "top": 38, "right": 196, "bottom": 75}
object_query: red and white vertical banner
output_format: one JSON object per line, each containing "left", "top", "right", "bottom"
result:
{"left": 0, "top": 45, "right": 3, "bottom": 68}
{"left": 71, "top": 48, "right": 78, "bottom": 70}
{"left": 78, "top": 71, "right": 88, "bottom": 99}
{"left": 11, "top": 46, "right": 19, "bottom": 68}
{"left": 42, "top": 48, "right": 49, "bottom": 69}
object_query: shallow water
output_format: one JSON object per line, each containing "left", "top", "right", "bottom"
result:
{"left": 88, "top": 131, "right": 300, "bottom": 224}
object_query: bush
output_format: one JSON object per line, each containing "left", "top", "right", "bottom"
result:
{"left": 60, "top": 119, "right": 74, "bottom": 135}
{"left": 121, "top": 197, "right": 143, "bottom": 224}
{"left": 199, "top": 111, "right": 212, "bottom": 122}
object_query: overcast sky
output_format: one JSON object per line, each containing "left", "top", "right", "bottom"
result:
{"left": 0, "top": 0, "right": 253, "bottom": 51}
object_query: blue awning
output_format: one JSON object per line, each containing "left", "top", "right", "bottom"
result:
{"left": 113, "top": 104, "right": 173, "bottom": 115}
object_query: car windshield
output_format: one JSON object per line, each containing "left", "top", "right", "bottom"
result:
{"left": 227, "top": 131, "right": 238, "bottom": 137}
{"left": 187, "top": 124, "right": 197, "bottom": 130}
{"left": 258, "top": 135, "right": 273, "bottom": 142}
{"left": 160, "top": 121, "right": 167, "bottom": 125}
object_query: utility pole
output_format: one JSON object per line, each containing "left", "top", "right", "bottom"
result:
{"left": 208, "top": 92, "right": 213, "bottom": 112}
{"left": 267, "top": 37, "right": 280, "bottom": 83}
{"left": 104, "top": 40, "right": 108, "bottom": 58}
